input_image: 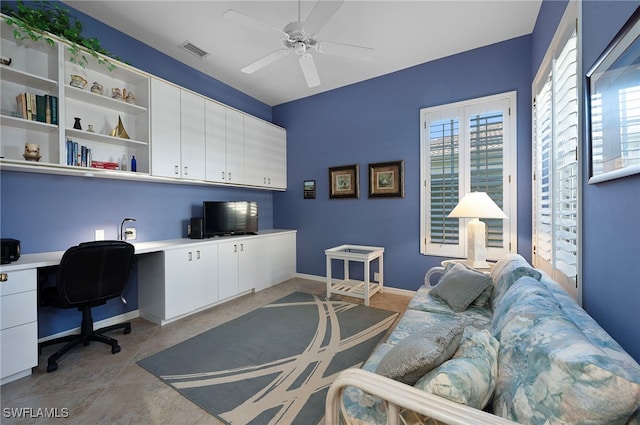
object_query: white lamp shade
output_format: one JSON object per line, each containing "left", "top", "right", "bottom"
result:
{"left": 447, "top": 192, "right": 508, "bottom": 219}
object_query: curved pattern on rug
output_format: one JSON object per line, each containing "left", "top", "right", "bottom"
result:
{"left": 138, "top": 292, "right": 398, "bottom": 425}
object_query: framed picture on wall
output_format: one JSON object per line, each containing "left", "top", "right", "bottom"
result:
{"left": 329, "top": 164, "right": 359, "bottom": 199}
{"left": 303, "top": 180, "right": 316, "bottom": 199}
{"left": 586, "top": 6, "right": 640, "bottom": 183}
{"left": 368, "top": 160, "right": 404, "bottom": 198}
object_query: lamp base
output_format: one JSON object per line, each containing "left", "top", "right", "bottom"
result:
{"left": 466, "top": 218, "right": 489, "bottom": 270}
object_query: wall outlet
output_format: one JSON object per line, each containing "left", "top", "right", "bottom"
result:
{"left": 374, "top": 272, "right": 381, "bottom": 282}
{"left": 125, "top": 227, "right": 137, "bottom": 241}
{"left": 94, "top": 229, "right": 105, "bottom": 241}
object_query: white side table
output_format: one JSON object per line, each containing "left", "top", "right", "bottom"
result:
{"left": 325, "top": 245, "right": 384, "bottom": 306}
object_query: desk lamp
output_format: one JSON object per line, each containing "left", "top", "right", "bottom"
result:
{"left": 447, "top": 192, "right": 507, "bottom": 269}
{"left": 119, "top": 217, "right": 136, "bottom": 241}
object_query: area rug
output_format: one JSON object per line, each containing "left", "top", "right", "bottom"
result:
{"left": 137, "top": 291, "right": 398, "bottom": 425}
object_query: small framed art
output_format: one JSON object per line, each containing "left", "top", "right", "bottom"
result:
{"left": 303, "top": 180, "right": 316, "bottom": 199}
{"left": 328, "top": 164, "right": 359, "bottom": 199}
{"left": 368, "top": 160, "right": 404, "bottom": 198}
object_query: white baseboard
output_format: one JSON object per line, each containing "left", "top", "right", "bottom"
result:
{"left": 38, "top": 310, "right": 140, "bottom": 343}
{"left": 294, "top": 273, "right": 416, "bottom": 296}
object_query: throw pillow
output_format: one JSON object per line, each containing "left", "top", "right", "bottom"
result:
{"left": 376, "top": 322, "right": 464, "bottom": 385}
{"left": 431, "top": 263, "right": 491, "bottom": 312}
{"left": 414, "top": 329, "right": 499, "bottom": 409}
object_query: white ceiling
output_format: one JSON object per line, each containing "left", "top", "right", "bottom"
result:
{"left": 64, "top": 1, "right": 542, "bottom": 106}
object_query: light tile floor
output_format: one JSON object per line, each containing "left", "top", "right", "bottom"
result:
{"left": 1, "top": 278, "right": 411, "bottom": 425}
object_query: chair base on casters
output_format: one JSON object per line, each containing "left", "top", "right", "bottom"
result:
{"left": 38, "top": 305, "right": 131, "bottom": 373}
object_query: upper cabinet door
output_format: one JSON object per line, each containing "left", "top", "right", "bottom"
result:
{"left": 180, "top": 90, "right": 205, "bottom": 180}
{"left": 205, "top": 100, "right": 227, "bottom": 183}
{"left": 243, "top": 115, "right": 287, "bottom": 189}
{"left": 225, "top": 108, "right": 244, "bottom": 184}
{"left": 150, "top": 78, "right": 181, "bottom": 178}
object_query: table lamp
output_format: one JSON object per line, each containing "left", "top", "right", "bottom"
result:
{"left": 447, "top": 192, "right": 507, "bottom": 269}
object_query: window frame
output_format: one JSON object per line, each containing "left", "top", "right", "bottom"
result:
{"left": 420, "top": 91, "right": 518, "bottom": 260}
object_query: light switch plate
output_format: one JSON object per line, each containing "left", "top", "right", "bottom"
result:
{"left": 94, "top": 229, "right": 105, "bottom": 241}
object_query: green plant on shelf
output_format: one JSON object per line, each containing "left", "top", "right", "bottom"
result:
{"left": 2, "top": 0, "right": 123, "bottom": 71}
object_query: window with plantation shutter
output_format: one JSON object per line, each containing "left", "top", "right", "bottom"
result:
{"left": 532, "top": 0, "right": 580, "bottom": 301}
{"left": 420, "top": 92, "right": 517, "bottom": 260}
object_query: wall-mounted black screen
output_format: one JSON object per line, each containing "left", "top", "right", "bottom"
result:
{"left": 202, "top": 201, "right": 258, "bottom": 237}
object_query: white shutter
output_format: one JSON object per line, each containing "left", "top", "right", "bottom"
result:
{"left": 532, "top": 0, "right": 580, "bottom": 301}
{"left": 552, "top": 29, "right": 578, "bottom": 282}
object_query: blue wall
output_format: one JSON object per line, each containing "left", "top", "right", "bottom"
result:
{"left": 0, "top": 1, "right": 275, "bottom": 337}
{"left": 272, "top": 35, "right": 533, "bottom": 291}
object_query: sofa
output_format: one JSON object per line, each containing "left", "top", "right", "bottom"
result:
{"left": 326, "top": 254, "right": 640, "bottom": 425}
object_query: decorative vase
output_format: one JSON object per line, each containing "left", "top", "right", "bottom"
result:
{"left": 70, "top": 74, "right": 88, "bottom": 89}
{"left": 109, "top": 115, "right": 130, "bottom": 139}
{"left": 90, "top": 82, "right": 103, "bottom": 95}
{"left": 87, "top": 124, "right": 95, "bottom": 133}
{"left": 73, "top": 117, "right": 82, "bottom": 130}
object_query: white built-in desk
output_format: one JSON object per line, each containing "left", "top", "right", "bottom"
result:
{"left": 0, "top": 229, "right": 296, "bottom": 385}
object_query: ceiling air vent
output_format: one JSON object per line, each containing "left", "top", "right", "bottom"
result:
{"left": 179, "top": 41, "right": 209, "bottom": 59}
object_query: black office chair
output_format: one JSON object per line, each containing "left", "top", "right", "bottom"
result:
{"left": 38, "top": 240, "right": 135, "bottom": 372}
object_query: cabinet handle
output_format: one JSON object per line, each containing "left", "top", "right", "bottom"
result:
{"left": 268, "top": 177, "right": 271, "bottom": 185}
{"left": 240, "top": 243, "right": 244, "bottom": 252}
{"left": 196, "top": 250, "right": 201, "bottom": 260}
{"left": 184, "top": 166, "right": 188, "bottom": 175}
{"left": 188, "top": 251, "right": 193, "bottom": 261}
{"left": 0, "top": 273, "right": 7, "bottom": 282}
{"left": 264, "top": 177, "right": 267, "bottom": 184}
{"left": 234, "top": 244, "right": 237, "bottom": 253}
{"left": 228, "top": 172, "right": 232, "bottom": 181}
{"left": 174, "top": 165, "right": 179, "bottom": 175}
{"left": 222, "top": 171, "right": 225, "bottom": 180}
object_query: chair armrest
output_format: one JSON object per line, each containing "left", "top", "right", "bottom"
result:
{"left": 326, "top": 368, "right": 519, "bottom": 425}
{"left": 424, "top": 266, "right": 445, "bottom": 286}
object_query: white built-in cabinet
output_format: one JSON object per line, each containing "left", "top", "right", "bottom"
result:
{"left": 138, "top": 230, "right": 296, "bottom": 325}
{"left": 149, "top": 78, "right": 180, "bottom": 177}
{"left": 243, "top": 115, "right": 287, "bottom": 189}
{"left": 1, "top": 17, "right": 286, "bottom": 190}
{"left": 218, "top": 239, "right": 257, "bottom": 300}
{"left": 205, "top": 101, "right": 244, "bottom": 184}
{"left": 149, "top": 79, "right": 207, "bottom": 180}
{"left": 0, "top": 269, "right": 38, "bottom": 385}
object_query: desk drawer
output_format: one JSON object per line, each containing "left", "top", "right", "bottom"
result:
{"left": 0, "top": 269, "right": 37, "bottom": 297}
{"left": 1, "top": 321, "right": 38, "bottom": 379}
{"left": 1, "top": 290, "right": 37, "bottom": 331}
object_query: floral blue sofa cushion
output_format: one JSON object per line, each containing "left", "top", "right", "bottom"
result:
{"left": 490, "top": 253, "right": 541, "bottom": 312}
{"left": 491, "top": 276, "right": 640, "bottom": 425}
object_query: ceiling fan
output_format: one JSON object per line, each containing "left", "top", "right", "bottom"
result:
{"left": 223, "top": 0, "right": 374, "bottom": 88}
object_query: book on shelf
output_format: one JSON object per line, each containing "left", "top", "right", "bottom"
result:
{"left": 47, "top": 95, "right": 58, "bottom": 125}
{"left": 65, "top": 139, "right": 92, "bottom": 168}
{"left": 91, "top": 161, "right": 119, "bottom": 170}
{"left": 15, "top": 93, "right": 26, "bottom": 119}
{"left": 14, "top": 93, "right": 58, "bottom": 123}
{"left": 35, "top": 95, "right": 46, "bottom": 122}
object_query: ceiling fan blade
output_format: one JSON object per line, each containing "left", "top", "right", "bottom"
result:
{"left": 304, "top": 0, "right": 344, "bottom": 36}
{"left": 298, "top": 54, "right": 321, "bottom": 88}
{"left": 316, "top": 41, "right": 375, "bottom": 61}
{"left": 223, "top": 9, "right": 287, "bottom": 39}
{"left": 242, "top": 49, "right": 290, "bottom": 74}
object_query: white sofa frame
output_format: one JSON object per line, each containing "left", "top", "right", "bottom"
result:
{"left": 326, "top": 368, "right": 520, "bottom": 425}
